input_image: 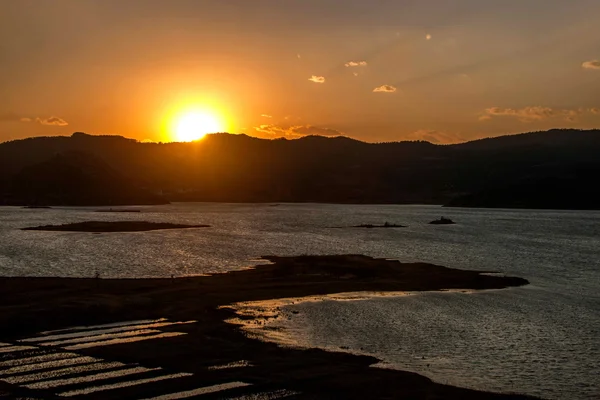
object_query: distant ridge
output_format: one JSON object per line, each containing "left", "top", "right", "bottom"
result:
{"left": 6, "top": 151, "right": 167, "bottom": 206}
{"left": 453, "top": 128, "right": 600, "bottom": 150}
{"left": 1, "top": 129, "right": 599, "bottom": 208}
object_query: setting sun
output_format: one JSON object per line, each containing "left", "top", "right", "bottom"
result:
{"left": 175, "top": 112, "right": 223, "bottom": 142}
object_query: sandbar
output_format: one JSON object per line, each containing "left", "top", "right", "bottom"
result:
{"left": 22, "top": 221, "right": 210, "bottom": 233}
{"left": 0, "top": 255, "right": 535, "bottom": 399}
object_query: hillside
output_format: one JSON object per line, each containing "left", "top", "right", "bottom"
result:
{"left": 445, "top": 162, "right": 600, "bottom": 210}
{"left": 3, "top": 151, "right": 167, "bottom": 206}
{"left": 0, "top": 129, "right": 599, "bottom": 208}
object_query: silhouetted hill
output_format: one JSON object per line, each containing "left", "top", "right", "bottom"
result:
{"left": 445, "top": 162, "right": 600, "bottom": 209}
{"left": 1, "top": 129, "right": 599, "bottom": 208}
{"left": 3, "top": 151, "right": 167, "bottom": 206}
{"left": 454, "top": 129, "right": 600, "bottom": 151}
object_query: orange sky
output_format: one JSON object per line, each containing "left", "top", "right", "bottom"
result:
{"left": 1, "top": 0, "right": 600, "bottom": 144}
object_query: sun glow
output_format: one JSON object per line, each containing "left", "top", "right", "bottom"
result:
{"left": 175, "top": 112, "right": 223, "bottom": 142}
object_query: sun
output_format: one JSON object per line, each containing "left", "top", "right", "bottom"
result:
{"left": 175, "top": 112, "right": 223, "bottom": 142}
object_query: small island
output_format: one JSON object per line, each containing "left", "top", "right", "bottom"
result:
{"left": 354, "top": 222, "right": 406, "bottom": 228}
{"left": 22, "top": 221, "right": 210, "bottom": 233}
{"left": 429, "top": 217, "right": 456, "bottom": 225}
{"left": 95, "top": 209, "right": 142, "bottom": 213}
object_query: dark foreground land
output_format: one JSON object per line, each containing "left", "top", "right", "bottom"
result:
{"left": 22, "top": 221, "right": 210, "bottom": 233}
{"left": 0, "top": 256, "right": 536, "bottom": 399}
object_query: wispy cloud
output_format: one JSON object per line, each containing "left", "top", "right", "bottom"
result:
{"left": 0, "top": 113, "right": 68, "bottom": 126}
{"left": 37, "top": 116, "right": 68, "bottom": 126}
{"left": 254, "top": 124, "right": 287, "bottom": 137}
{"left": 345, "top": 61, "right": 367, "bottom": 67}
{"left": 254, "top": 124, "right": 343, "bottom": 139}
{"left": 562, "top": 110, "right": 582, "bottom": 122}
{"left": 582, "top": 60, "right": 600, "bottom": 70}
{"left": 261, "top": 114, "right": 273, "bottom": 118}
{"left": 292, "top": 125, "right": 343, "bottom": 136}
{"left": 480, "top": 106, "right": 598, "bottom": 122}
{"left": 373, "top": 85, "right": 397, "bottom": 93}
{"left": 308, "top": 75, "right": 325, "bottom": 83}
{"left": 406, "top": 129, "right": 465, "bottom": 144}
{"left": 481, "top": 106, "right": 561, "bottom": 122}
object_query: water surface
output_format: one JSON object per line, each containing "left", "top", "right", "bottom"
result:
{"left": 1, "top": 203, "right": 598, "bottom": 398}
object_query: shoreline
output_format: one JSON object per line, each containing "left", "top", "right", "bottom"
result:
{"left": 225, "top": 286, "right": 533, "bottom": 391}
{"left": 0, "top": 255, "right": 536, "bottom": 399}
{"left": 224, "top": 288, "right": 483, "bottom": 346}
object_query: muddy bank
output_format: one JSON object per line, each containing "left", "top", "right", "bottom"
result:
{"left": 0, "top": 255, "right": 535, "bottom": 399}
{"left": 22, "top": 221, "right": 210, "bottom": 232}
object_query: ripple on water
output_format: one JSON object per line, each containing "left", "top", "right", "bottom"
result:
{"left": 1, "top": 204, "right": 599, "bottom": 399}
{"left": 244, "top": 287, "right": 599, "bottom": 400}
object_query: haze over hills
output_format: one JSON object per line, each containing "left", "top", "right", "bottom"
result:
{"left": 0, "top": 129, "right": 599, "bottom": 209}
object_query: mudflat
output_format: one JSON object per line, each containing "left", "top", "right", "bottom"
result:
{"left": 0, "top": 255, "right": 536, "bottom": 399}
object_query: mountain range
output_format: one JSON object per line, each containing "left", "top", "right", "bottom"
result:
{"left": 1, "top": 129, "right": 599, "bottom": 209}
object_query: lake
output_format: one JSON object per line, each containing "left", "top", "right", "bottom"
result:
{"left": 1, "top": 203, "right": 598, "bottom": 399}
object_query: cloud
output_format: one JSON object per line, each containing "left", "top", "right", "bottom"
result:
{"left": 261, "top": 114, "right": 273, "bottom": 118}
{"left": 37, "top": 116, "right": 68, "bottom": 126}
{"left": 562, "top": 109, "right": 582, "bottom": 122}
{"left": 308, "top": 75, "right": 325, "bottom": 83}
{"left": 292, "top": 125, "right": 343, "bottom": 137}
{"left": 254, "top": 124, "right": 288, "bottom": 137}
{"left": 582, "top": 60, "right": 600, "bottom": 70}
{"left": 345, "top": 61, "right": 367, "bottom": 67}
{"left": 353, "top": 72, "right": 359, "bottom": 77}
{"left": 590, "top": 108, "right": 600, "bottom": 115}
{"left": 0, "top": 113, "right": 68, "bottom": 126}
{"left": 253, "top": 124, "right": 343, "bottom": 139}
{"left": 480, "top": 106, "right": 599, "bottom": 122}
{"left": 426, "top": 34, "right": 432, "bottom": 40}
{"left": 481, "top": 106, "right": 558, "bottom": 122}
{"left": 406, "top": 130, "right": 465, "bottom": 144}
{"left": 373, "top": 85, "right": 397, "bottom": 93}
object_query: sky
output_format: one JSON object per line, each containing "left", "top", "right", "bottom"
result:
{"left": 1, "top": 0, "right": 600, "bottom": 144}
